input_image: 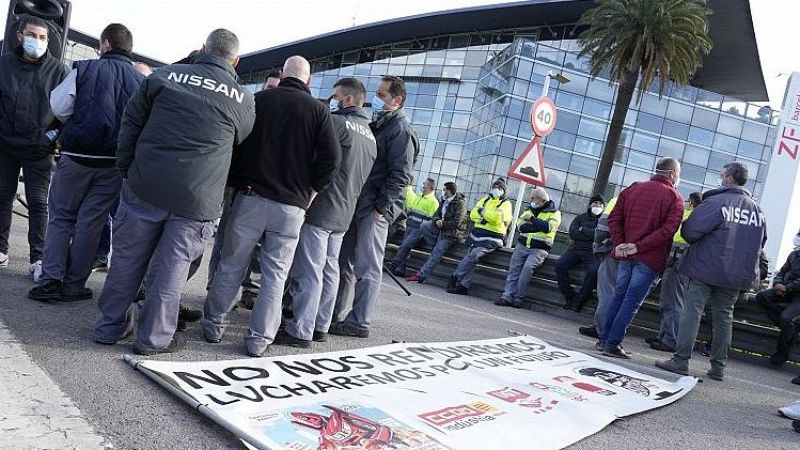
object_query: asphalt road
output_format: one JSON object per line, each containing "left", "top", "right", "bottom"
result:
{"left": 1, "top": 220, "right": 799, "bottom": 449}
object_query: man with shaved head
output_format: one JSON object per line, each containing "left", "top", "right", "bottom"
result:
{"left": 203, "top": 55, "right": 342, "bottom": 357}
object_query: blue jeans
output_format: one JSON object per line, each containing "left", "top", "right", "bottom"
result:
{"left": 418, "top": 235, "right": 455, "bottom": 279}
{"left": 601, "top": 260, "right": 659, "bottom": 348}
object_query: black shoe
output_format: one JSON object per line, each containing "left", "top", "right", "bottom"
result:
{"left": 446, "top": 284, "right": 469, "bottom": 295}
{"left": 578, "top": 326, "right": 599, "bottom": 338}
{"left": 447, "top": 275, "right": 458, "bottom": 290}
{"left": 176, "top": 320, "right": 187, "bottom": 331}
{"left": 793, "top": 420, "right": 800, "bottom": 433}
{"left": 769, "top": 353, "right": 789, "bottom": 367}
{"left": 312, "top": 331, "right": 328, "bottom": 342}
{"left": 273, "top": 330, "right": 311, "bottom": 348}
{"left": 644, "top": 336, "right": 660, "bottom": 344}
{"left": 60, "top": 287, "right": 93, "bottom": 302}
{"left": 91, "top": 258, "right": 108, "bottom": 273}
{"left": 239, "top": 291, "right": 257, "bottom": 310}
{"left": 572, "top": 301, "right": 587, "bottom": 313}
{"left": 649, "top": 341, "right": 676, "bottom": 353}
{"left": 178, "top": 305, "right": 202, "bottom": 322}
{"left": 133, "top": 332, "right": 187, "bottom": 355}
{"left": 27, "top": 280, "right": 63, "bottom": 301}
{"left": 391, "top": 266, "right": 406, "bottom": 277}
{"left": 495, "top": 298, "right": 513, "bottom": 307}
{"left": 329, "top": 322, "right": 369, "bottom": 338}
{"left": 700, "top": 343, "right": 712, "bottom": 357}
{"left": 246, "top": 345, "right": 270, "bottom": 358}
{"left": 603, "top": 345, "right": 632, "bottom": 359}
{"left": 792, "top": 376, "right": 800, "bottom": 386}
{"left": 563, "top": 297, "right": 575, "bottom": 310}
{"left": 706, "top": 367, "right": 724, "bottom": 381}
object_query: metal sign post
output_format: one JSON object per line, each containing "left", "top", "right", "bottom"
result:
{"left": 507, "top": 73, "right": 560, "bottom": 247}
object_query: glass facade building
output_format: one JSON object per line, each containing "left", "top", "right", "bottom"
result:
{"left": 240, "top": 25, "right": 778, "bottom": 236}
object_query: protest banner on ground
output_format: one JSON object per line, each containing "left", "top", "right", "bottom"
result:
{"left": 126, "top": 336, "right": 697, "bottom": 450}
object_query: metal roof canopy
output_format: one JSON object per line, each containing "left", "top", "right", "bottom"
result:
{"left": 237, "top": 0, "right": 768, "bottom": 102}
{"left": 1, "top": 28, "right": 165, "bottom": 67}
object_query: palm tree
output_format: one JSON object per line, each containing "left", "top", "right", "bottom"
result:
{"left": 578, "top": 0, "right": 713, "bottom": 195}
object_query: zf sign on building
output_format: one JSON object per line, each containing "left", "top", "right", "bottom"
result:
{"left": 761, "top": 72, "right": 800, "bottom": 270}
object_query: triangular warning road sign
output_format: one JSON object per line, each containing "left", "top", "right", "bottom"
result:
{"left": 508, "top": 137, "right": 546, "bottom": 187}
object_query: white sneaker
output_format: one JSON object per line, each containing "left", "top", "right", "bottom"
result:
{"left": 0, "top": 252, "right": 8, "bottom": 267}
{"left": 28, "top": 260, "right": 42, "bottom": 283}
{"left": 779, "top": 400, "right": 800, "bottom": 420}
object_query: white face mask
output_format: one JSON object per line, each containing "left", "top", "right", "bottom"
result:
{"left": 490, "top": 188, "right": 503, "bottom": 198}
{"left": 794, "top": 235, "right": 800, "bottom": 248}
{"left": 22, "top": 36, "right": 47, "bottom": 59}
{"left": 591, "top": 206, "right": 604, "bottom": 216}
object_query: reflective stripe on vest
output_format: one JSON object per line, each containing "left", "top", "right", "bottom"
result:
{"left": 518, "top": 210, "right": 561, "bottom": 248}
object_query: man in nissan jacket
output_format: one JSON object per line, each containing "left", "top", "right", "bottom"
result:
{"left": 94, "top": 29, "right": 255, "bottom": 355}
{"left": 656, "top": 162, "right": 766, "bottom": 381}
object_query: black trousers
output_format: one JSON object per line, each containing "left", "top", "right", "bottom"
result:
{"left": 555, "top": 247, "right": 598, "bottom": 308}
{"left": 757, "top": 288, "right": 800, "bottom": 357}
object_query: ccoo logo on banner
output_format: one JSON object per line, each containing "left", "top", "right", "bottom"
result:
{"left": 128, "top": 336, "right": 696, "bottom": 450}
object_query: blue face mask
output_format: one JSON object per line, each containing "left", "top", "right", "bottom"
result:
{"left": 329, "top": 97, "right": 340, "bottom": 113}
{"left": 22, "top": 36, "right": 47, "bottom": 59}
{"left": 371, "top": 94, "right": 386, "bottom": 114}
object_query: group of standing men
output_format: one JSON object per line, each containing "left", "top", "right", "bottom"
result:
{"left": 1, "top": 20, "right": 423, "bottom": 356}
{"left": 0, "top": 18, "right": 794, "bottom": 375}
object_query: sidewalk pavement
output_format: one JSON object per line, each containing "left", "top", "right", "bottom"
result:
{"left": 0, "top": 319, "right": 110, "bottom": 450}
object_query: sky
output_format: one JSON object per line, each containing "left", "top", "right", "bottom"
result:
{"left": 1, "top": 0, "right": 797, "bottom": 108}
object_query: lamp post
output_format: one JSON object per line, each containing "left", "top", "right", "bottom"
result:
{"left": 507, "top": 71, "right": 570, "bottom": 248}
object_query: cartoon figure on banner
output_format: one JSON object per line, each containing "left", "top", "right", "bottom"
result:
{"left": 577, "top": 368, "right": 684, "bottom": 400}
{"left": 290, "top": 405, "right": 451, "bottom": 450}
{"left": 551, "top": 376, "right": 616, "bottom": 397}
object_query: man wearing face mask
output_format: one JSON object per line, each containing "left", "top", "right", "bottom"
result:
{"left": 446, "top": 178, "right": 513, "bottom": 296}
{"left": 656, "top": 162, "right": 765, "bottom": 381}
{"left": 555, "top": 194, "right": 606, "bottom": 313}
{"left": 496, "top": 187, "right": 561, "bottom": 308}
{"left": 275, "top": 77, "right": 377, "bottom": 348}
{"left": 387, "top": 177, "right": 439, "bottom": 277}
{"left": 647, "top": 191, "right": 703, "bottom": 352}
{"left": 27, "top": 24, "right": 144, "bottom": 303}
{"left": 0, "top": 16, "right": 69, "bottom": 273}
{"left": 756, "top": 229, "right": 800, "bottom": 369}
{"left": 329, "top": 75, "right": 417, "bottom": 338}
{"left": 601, "top": 157, "right": 684, "bottom": 359}
{"left": 407, "top": 182, "right": 468, "bottom": 283}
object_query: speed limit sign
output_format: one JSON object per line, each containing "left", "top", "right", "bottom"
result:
{"left": 530, "top": 97, "right": 557, "bottom": 137}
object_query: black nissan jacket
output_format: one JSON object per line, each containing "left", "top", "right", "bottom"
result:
{"left": 0, "top": 47, "right": 68, "bottom": 160}
{"left": 118, "top": 53, "right": 255, "bottom": 221}
{"left": 236, "top": 77, "right": 341, "bottom": 209}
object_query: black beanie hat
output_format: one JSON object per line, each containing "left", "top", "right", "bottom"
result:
{"left": 590, "top": 193, "right": 606, "bottom": 205}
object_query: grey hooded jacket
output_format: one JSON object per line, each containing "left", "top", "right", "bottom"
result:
{"left": 118, "top": 53, "right": 255, "bottom": 221}
{"left": 354, "top": 108, "right": 418, "bottom": 223}
{"left": 677, "top": 185, "right": 767, "bottom": 290}
{"left": 305, "top": 106, "right": 377, "bottom": 233}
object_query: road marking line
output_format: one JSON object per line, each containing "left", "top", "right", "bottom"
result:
{"left": 0, "top": 320, "right": 110, "bottom": 449}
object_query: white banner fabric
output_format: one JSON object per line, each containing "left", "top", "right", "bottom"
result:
{"left": 132, "top": 336, "right": 696, "bottom": 450}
